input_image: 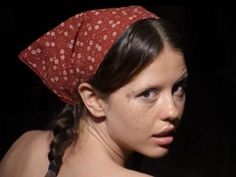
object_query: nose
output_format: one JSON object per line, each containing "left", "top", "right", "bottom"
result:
{"left": 159, "top": 93, "right": 179, "bottom": 123}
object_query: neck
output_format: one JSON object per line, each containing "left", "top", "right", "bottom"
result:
{"left": 87, "top": 124, "right": 130, "bottom": 166}
{"left": 70, "top": 117, "right": 131, "bottom": 167}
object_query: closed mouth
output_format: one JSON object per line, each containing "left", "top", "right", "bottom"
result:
{"left": 152, "top": 127, "right": 176, "bottom": 146}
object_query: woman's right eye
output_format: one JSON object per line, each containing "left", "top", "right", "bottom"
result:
{"left": 137, "top": 88, "right": 158, "bottom": 102}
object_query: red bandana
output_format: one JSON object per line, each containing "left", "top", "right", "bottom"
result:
{"left": 19, "top": 6, "right": 158, "bottom": 105}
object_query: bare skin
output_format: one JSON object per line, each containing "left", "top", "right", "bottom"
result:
{"left": 0, "top": 130, "right": 152, "bottom": 177}
{"left": 0, "top": 131, "right": 52, "bottom": 177}
{"left": 0, "top": 47, "right": 187, "bottom": 177}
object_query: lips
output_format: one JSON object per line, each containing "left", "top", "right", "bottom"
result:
{"left": 152, "top": 126, "right": 176, "bottom": 146}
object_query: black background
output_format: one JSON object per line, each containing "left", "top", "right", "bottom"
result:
{"left": 1, "top": 1, "right": 236, "bottom": 177}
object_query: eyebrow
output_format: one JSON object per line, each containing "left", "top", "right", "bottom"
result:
{"left": 126, "top": 71, "right": 189, "bottom": 99}
{"left": 175, "top": 71, "right": 188, "bottom": 84}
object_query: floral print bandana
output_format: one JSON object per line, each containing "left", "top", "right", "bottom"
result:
{"left": 19, "top": 6, "right": 158, "bottom": 105}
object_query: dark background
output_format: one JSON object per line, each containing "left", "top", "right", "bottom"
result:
{"left": 1, "top": 1, "right": 236, "bottom": 177}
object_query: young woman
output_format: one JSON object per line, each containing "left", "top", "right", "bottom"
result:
{"left": 0, "top": 5, "right": 188, "bottom": 177}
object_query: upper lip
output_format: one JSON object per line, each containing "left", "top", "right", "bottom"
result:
{"left": 153, "top": 126, "right": 176, "bottom": 137}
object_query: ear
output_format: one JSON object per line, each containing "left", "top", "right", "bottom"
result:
{"left": 78, "top": 83, "right": 106, "bottom": 118}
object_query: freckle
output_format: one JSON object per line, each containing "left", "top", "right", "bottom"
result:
{"left": 133, "top": 114, "right": 145, "bottom": 130}
{"left": 136, "top": 124, "right": 144, "bottom": 130}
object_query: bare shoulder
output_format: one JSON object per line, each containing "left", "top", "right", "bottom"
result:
{"left": 117, "top": 167, "right": 153, "bottom": 177}
{"left": 1, "top": 130, "right": 52, "bottom": 161}
{"left": 126, "top": 170, "right": 153, "bottom": 177}
{"left": 0, "top": 130, "right": 52, "bottom": 177}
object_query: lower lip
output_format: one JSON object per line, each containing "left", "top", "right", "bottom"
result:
{"left": 152, "top": 136, "right": 174, "bottom": 146}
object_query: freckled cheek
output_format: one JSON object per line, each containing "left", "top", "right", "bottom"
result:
{"left": 111, "top": 99, "right": 154, "bottom": 132}
{"left": 126, "top": 109, "right": 154, "bottom": 131}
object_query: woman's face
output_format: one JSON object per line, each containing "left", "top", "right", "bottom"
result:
{"left": 102, "top": 47, "right": 188, "bottom": 158}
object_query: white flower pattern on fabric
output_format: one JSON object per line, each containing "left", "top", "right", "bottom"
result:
{"left": 18, "top": 6, "right": 158, "bottom": 105}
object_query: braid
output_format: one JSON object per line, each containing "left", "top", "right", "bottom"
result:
{"left": 44, "top": 99, "right": 85, "bottom": 177}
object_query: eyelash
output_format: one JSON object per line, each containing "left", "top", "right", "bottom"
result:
{"left": 137, "top": 80, "right": 188, "bottom": 102}
{"left": 173, "top": 81, "right": 188, "bottom": 98}
{"left": 137, "top": 88, "right": 158, "bottom": 102}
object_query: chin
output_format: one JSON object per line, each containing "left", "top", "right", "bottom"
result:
{"left": 143, "top": 146, "right": 170, "bottom": 158}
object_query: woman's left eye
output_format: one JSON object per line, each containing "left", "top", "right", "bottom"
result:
{"left": 173, "top": 83, "right": 187, "bottom": 98}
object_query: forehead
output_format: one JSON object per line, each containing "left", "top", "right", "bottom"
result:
{"left": 121, "top": 47, "right": 187, "bottom": 90}
{"left": 149, "top": 47, "right": 186, "bottom": 75}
